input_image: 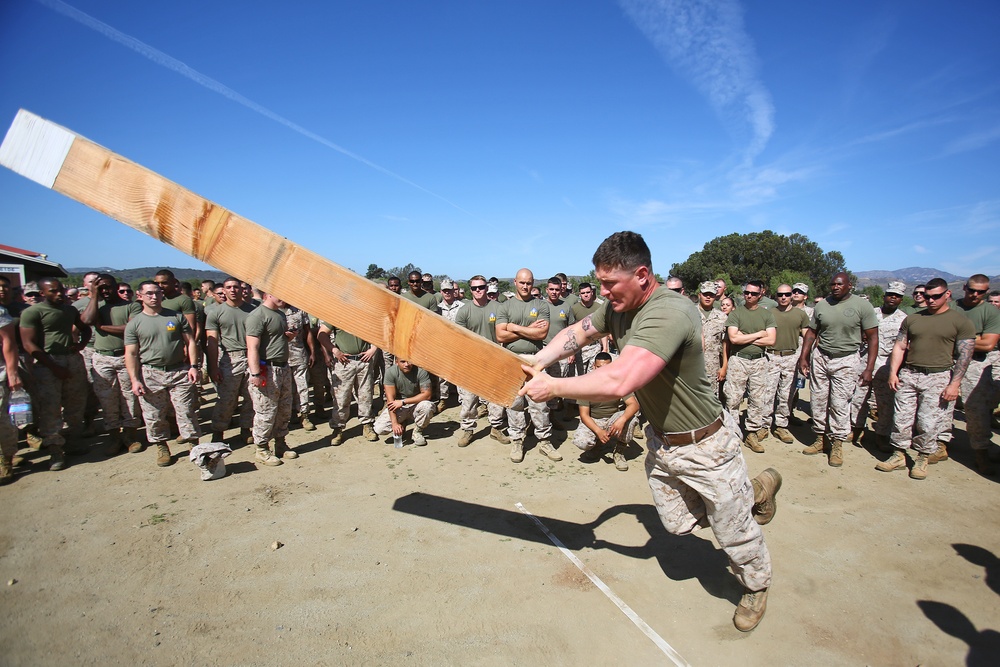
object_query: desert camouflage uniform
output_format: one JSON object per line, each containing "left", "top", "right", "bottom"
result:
{"left": 573, "top": 410, "right": 637, "bottom": 450}
{"left": 0, "top": 308, "right": 17, "bottom": 459}
{"left": 136, "top": 366, "right": 200, "bottom": 443}
{"left": 249, "top": 364, "right": 294, "bottom": 444}
{"left": 91, "top": 352, "right": 142, "bottom": 430}
{"left": 211, "top": 350, "right": 254, "bottom": 432}
{"left": 645, "top": 410, "right": 771, "bottom": 592}
{"left": 724, "top": 355, "right": 769, "bottom": 432}
{"left": 700, "top": 308, "right": 727, "bottom": 396}
{"left": 850, "top": 308, "right": 906, "bottom": 435}
{"left": 33, "top": 354, "right": 88, "bottom": 447}
{"left": 810, "top": 351, "right": 863, "bottom": 441}
{"left": 284, "top": 307, "right": 312, "bottom": 417}
{"left": 763, "top": 351, "right": 799, "bottom": 429}
{"left": 330, "top": 358, "right": 375, "bottom": 429}
{"left": 961, "top": 351, "right": 1000, "bottom": 451}
{"left": 458, "top": 388, "right": 507, "bottom": 432}
{"left": 890, "top": 368, "right": 954, "bottom": 454}
{"left": 437, "top": 299, "right": 464, "bottom": 403}
{"left": 373, "top": 400, "right": 435, "bottom": 435}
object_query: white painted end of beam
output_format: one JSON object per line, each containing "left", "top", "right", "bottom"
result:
{"left": 0, "top": 109, "right": 76, "bottom": 189}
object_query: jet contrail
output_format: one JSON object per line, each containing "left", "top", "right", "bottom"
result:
{"left": 35, "top": 0, "right": 477, "bottom": 217}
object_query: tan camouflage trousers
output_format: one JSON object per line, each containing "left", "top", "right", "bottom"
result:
{"left": 763, "top": 352, "right": 798, "bottom": 428}
{"left": 289, "top": 355, "right": 311, "bottom": 417}
{"left": 704, "top": 346, "right": 723, "bottom": 397}
{"left": 457, "top": 387, "right": 506, "bottom": 432}
{"left": 850, "top": 356, "right": 895, "bottom": 436}
{"left": 0, "top": 379, "right": 17, "bottom": 459}
{"left": 136, "top": 366, "right": 201, "bottom": 443}
{"left": 329, "top": 358, "right": 374, "bottom": 429}
{"left": 644, "top": 410, "right": 771, "bottom": 592}
{"left": 890, "top": 368, "right": 953, "bottom": 454}
{"left": 508, "top": 395, "right": 552, "bottom": 442}
{"left": 210, "top": 351, "right": 255, "bottom": 432}
{"left": 960, "top": 352, "right": 1000, "bottom": 451}
{"left": 249, "top": 365, "right": 293, "bottom": 445}
{"left": 373, "top": 400, "right": 435, "bottom": 435}
{"left": 810, "top": 350, "right": 861, "bottom": 440}
{"left": 724, "top": 355, "right": 770, "bottom": 431}
{"left": 32, "top": 353, "right": 88, "bottom": 446}
{"left": 573, "top": 410, "right": 637, "bottom": 450}
{"left": 80, "top": 346, "right": 99, "bottom": 421}
{"left": 91, "top": 353, "right": 142, "bottom": 430}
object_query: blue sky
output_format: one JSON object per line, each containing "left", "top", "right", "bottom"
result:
{"left": 1, "top": 0, "right": 998, "bottom": 280}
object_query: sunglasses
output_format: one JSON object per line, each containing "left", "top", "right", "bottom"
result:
{"left": 408, "top": 280, "right": 421, "bottom": 284}
{"left": 913, "top": 292, "right": 925, "bottom": 297}
{"left": 965, "top": 287, "right": 988, "bottom": 295}
{"left": 743, "top": 291, "right": 760, "bottom": 296}
{"left": 118, "top": 288, "right": 131, "bottom": 293}
{"left": 776, "top": 292, "right": 792, "bottom": 297}
{"left": 924, "top": 291, "right": 947, "bottom": 301}
{"left": 470, "top": 285, "right": 487, "bottom": 291}
{"left": 792, "top": 289, "right": 805, "bottom": 295}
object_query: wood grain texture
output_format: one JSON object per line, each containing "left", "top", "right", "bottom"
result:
{"left": 10, "top": 113, "right": 526, "bottom": 406}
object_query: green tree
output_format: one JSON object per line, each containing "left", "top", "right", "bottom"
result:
{"left": 365, "top": 264, "right": 385, "bottom": 280}
{"left": 861, "top": 285, "right": 884, "bottom": 304}
{"left": 767, "top": 270, "right": 812, "bottom": 298}
{"left": 670, "top": 231, "right": 848, "bottom": 295}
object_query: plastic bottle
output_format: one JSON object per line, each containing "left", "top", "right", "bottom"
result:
{"left": 258, "top": 360, "right": 267, "bottom": 388}
{"left": 795, "top": 375, "right": 806, "bottom": 389}
{"left": 393, "top": 433, "right": 403, "bottom": 448}
{"left": 9, "top": 388, "right": 32, "bottom": 428}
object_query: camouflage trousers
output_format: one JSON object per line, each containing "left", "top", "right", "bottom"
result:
{"left": 0, "top": 380, "right": 17, "bottom": 459}
{"left": 890, "top": 367, "right": 953, "bottom": 454}
{"left": 959, "top": 352, "right": 1000, "bottom": 451}
{"left": 704, "top": 346, "right": 723, "bottom": 397}
{"left": 810, "top": 350, "right": 861, "bottom": 440}
{"left": 33, "top": 353, "right": 88, "bottom": 446}
{"left": 328, "top": 358, "right": 374, "bottom": 429}
{"left": 763, "top": 352, "right": 799, "bottom": 428}
{"left": 289, "top": 356, "right": 311, "bottom": 417}
{"left": 91, "top": 352, "right": 142, "bottom": 430}
{"left": 457, "top": 386, "right": 506, "bottom": 432}
{"left": 644, "top": 410, "right": 771, "bottom": 592}
{"left": 508, "top": 395, "right": 552, "bottom": 442}
{"left": 574, "top": 342, "right": 602, "bottom": 376}
{"left": 80, "top": 346, "right": 100, "bottom": 420}
{"left": 850, "top": 356, "right": 895, "bottom": 435}
{"left": 211, "top": 350, "right": 254, "bottom": 432}
{"left": 137, "top": 366, "right": 201, "bottom": 443}
{"left": 573, "top": 410, "right": 637, "bottom": 450}
{"left": 373, "top": 400, "right": 435, "bottom": 435}
{"left": 545, "top": 358, "right": 575, "bottom": 410}
{"left": 310, "top": 357, "right": 330, "bottom": 410}
{"left": 724, "top": 355, "right": 770, "bottom": 431}
{"left": 248, "top": 364, "right": 293, "bottom": 445}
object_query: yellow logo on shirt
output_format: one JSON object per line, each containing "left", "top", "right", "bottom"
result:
{"left": 559, "top": 309, "right": 567, "bottom": 319}
{"left": 166, "top": 320, "right": 177, "bottom": 331}
{"left": 489, "top": 313, "right": 496, "bottom": 322}
{"left": 529, "top": 308, "right": 538, "bottom": 317}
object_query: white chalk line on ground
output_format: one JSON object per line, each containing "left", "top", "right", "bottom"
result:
{"left": 515, "top": 502, "right": 691, "bottom": 667}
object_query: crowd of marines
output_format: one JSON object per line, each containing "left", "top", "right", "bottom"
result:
{"left": 0, "top": 266, "right": 998, "bottom": 485}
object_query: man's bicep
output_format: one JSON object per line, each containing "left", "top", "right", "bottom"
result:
{"left": 614, "top": 345, "right": 668, "bottom": 394}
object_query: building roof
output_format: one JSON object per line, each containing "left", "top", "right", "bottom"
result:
{"left": 0, "top": 245, "right": 68, "bottom": 278}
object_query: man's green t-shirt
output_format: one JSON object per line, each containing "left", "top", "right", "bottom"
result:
{"left": 900, "top": 309, "right": 975, "bottom": 368}
{"left": 725, "top": 306, "right": 776, "bottom": 356}
{"left": 124, "top": 308, "right": 190, "bottom": 367}
{"left": 770, "top": 307, "right": 810, "bottom": 352}
{"left": 93, "top": 301, "right": 132, "bottom": 353}
{"left": 497, "top": 297, "right": 549, "bottom": 355}
{"left": 402, "top": 290, "right": 438, "bottom": 311}
{"left": 580, "top": 394, "right": 632, "bottom": 420}
{"left": 384, "top": 363, "right": 431, "bottom": 399}
{"left": 590, "top": 287, "right": 721, "bottom": 433}
{"left": 543, "top": 299, "right": 575, "bottom": 345}
{"left": 20, "top": 301, "right": 77, "bottom": 354}
{"left": 571, "top": 298, "right": 603, "bottom": 322}
{"left": 162, "top": 294, "right": 196, "bottom": 316}
{"left": 953, "top": 299, "right": 1000, "bottom": 351}
{"left": 455, "top": 302, "right": 499, "bottom": 343}
{"left": 206, "top": 302, "right": 256, "bottom": 352}
{"left": 245, "top": 304, "right": 289, "bottom": 364}
{"left": 810, "top": 294, "right": 878, "bottom": 356}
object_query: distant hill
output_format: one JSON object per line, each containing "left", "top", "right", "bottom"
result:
{"left": 855, "top": 267, "right": 966, "bottom": 285}
{"left": 67, "top": 266, "right": 228, "bottom": 284}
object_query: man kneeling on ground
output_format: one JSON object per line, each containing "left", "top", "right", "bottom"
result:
{"left": 574, "top": 352, "right": 638, "bottom": 471}
{"left": 373, "top": 359, "right": 435, "bottom": 446}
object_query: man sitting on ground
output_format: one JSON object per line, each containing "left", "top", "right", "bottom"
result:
{"left": 373, "top": 358, "right": 435, "bottom": 446}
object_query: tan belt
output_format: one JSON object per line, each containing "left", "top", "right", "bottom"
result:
{"left": 652, "top": 415, "right": 724, "bottom": 446}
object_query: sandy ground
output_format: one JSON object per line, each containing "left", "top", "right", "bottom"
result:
{"left": 1, "top": 386, "right": 999, "bottom": 667}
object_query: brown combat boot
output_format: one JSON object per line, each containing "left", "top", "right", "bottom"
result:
{"left": 255, "top": 444, "right": 282, "bottom": 466}
{"left": 927, "top": 441, "right": 948, "bottom": 464}
{"left": 734, "top": 588, "right": 768, "bottom": 632}
{"left": 875, "top": 450, "right": 907, "bottom": 473}
{"left": 275, "top": 437, "right": 297, "bottom": 459}
{"left": 0, "top": 456, "right": 13, "bottom": 485}
{"left": 300, "top": 415, "right": 316, "bottom": 432}
{"left": 154, "top": 443, "right": 172, "bottom": 467}
{"left": 757, "top": 428, "right": 769, "bottom": 442}
{"left": 851, "top": 427, "right": 864, "bottom": 447}
{"left": 362, "top": 424, "right": 378, "bottom": 442}
{"left": 828, "top": 440, "right": 844, "bottom": 467}
{"left": 240, "top": 428, "right": 253, "bottom": 445}
{"left": 751, "top": 468, "right": 782, "bottom": 525}
{"left": 801, "top": 433, "right": 825, "bottom": 455}
{"left": 538, "top": 439, "right": 561, "bottom": 461}
{"left": 909, "top": 453, "right": 929, "bottom": 480}
{"left": 123, "top": 427, "right": 144, "bottom": 453}
{"left": 456, "top": 430, "right": 473, "bottom": 447}
{"left": 490, "top": 427, "right": 511, "bottom": 444}
{"left": 613, "top": 440, "right": 629, "bottom": 471}
{"left": 772, "top": 427, "right": 793, "bottom": 444}
{"left": 744, "top": 431, "right": 764, "bottom": 453}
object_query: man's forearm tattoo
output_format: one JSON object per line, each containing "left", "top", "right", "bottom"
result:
{"left": 951, "top": 338, "right": 974, "bottom": 384}
{"left": 562, "top": 327, "right": 580, "bottom": 354}
{"left": 581, "top": 315, "right": 592, "bottom": 332}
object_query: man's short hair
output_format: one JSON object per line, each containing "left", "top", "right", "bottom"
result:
{"left": 0, "top": 275, "right": 10, "bottom": 286}
{"left": 914, "top": 284, "right": 926, "bottom": 291}
{"left": 155, "top": 269, "right": 175, "bottom": 280}
{"left": 408, "top": 271, "right": 422, "bottom": 281}
{"left": 387, "top": 275, "right": 400, "bottom": 284}
{"left": 138, "top": 280, "right": 158, "bottom": 291}
{"left": 990, "top": 290, "right": 1000, "bottom": 297}
{"left": 38, "top": 277, "right": 61, "bottom": 290}
{"left": 594, "top": 352, "right": 613, "bottom": 363}
{"left": 967, "top": 274, "right": 990, "bottom": 285}
{"left": 592, "top": 231, "right": 652, "bottom": 273}
{"left": 97, "top": 273, "right": 117, "bottom": 285}
{"left": 555, "top": 272, "right": 568, "bottom": 282}
{"left": 746, "top": 280, "right": 765, "bottom": 291}
{"left": 578, "top": 282, "right": 592, "bottom": 291}
{"left": 547, "top": 276, "right": 562, "bottom": 287}
{"left": 925, "top": 278, "right": 948, "bottom": 291}
{"left": 469, "top": 274, "right": 486, "bottom": 284}
{"left": 223, "top": 276, "right": 241, "bottom": 286}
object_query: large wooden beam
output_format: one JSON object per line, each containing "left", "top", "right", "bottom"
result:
{"left": 0, "top": 109, "right": 526, "bottom": 406}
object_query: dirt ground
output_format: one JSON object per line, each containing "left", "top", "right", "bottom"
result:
{"left": 1, "top": 386, "right": 999, "bottom": 667}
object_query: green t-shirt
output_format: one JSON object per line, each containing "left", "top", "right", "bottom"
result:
{"left": 770, "top": 307, "right": 810, "bottom": 352}
{"left": 245, "top": 304, "right": 289, "bottom": 364}
{"left": 900, "top": 309, "right": 975, "bottom": 368}
{"left": 571, "top": 298, "right": 604, "bottom": 322}
{"left": 73, "top": 297, "right": 95, "bottom": 348}
{"left": 317, "top": 320, "right": 371, "bottom": 355}
{"left": 580, "top": 394, "right": 632, "bottom": 420}
{"left": 953, "top": 299, "right": 1000, "bottom": 349}
{"left": 590, "top": 287, "right": 721, "bottom": 433}
{"left": 455, "top": 301, "right": 499, "bottom": 343}
{"left": 20, "top": 301, "right": 78, "bottom": 354}
{"left": 162, "top": 294, "right": 196, "bottom": 316}
{"left": 759, "top": 296, "right": 778, "bottom": 310}
{"left": 124, "top": 308, "right": 190, "bottom": 367}
{"left": 562, "top": 293, "right": 580, "bottom": 309}
{"left": 402, "top": 290, "right": 438, "bottom": 311}
{"left": 725, "top": 306, "right": 776, "bottom": 356}
{"left": 93, "top": 300, "right": 132, "bottom": 353}
{"left": 497, "top": 297, "right": 549, "bottom": 355}
{"left": 810, "top": 294, "right": 878, "bottom": 356}
{"left": 543, "top": 299, "right": 575, "bottom": 344}
{"left": 384, "top": 363, "right": 431, "bottom": 399}
{"left": 206, "top": 302, "right": 256, "bottom": 352}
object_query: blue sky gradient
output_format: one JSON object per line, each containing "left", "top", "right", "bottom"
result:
{"left": 1, "top": 0, "right": 998, "bottom": 279}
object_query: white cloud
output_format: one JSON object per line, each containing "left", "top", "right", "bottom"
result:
{"left": 913, "top": 245, "right": 928, "bottom": 254}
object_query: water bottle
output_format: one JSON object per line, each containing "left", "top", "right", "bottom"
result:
{"left": 393, "top": 433, "right": 403, "bottom": 448}
{"left": 795, "top": 376, "right": 806, "bottom": 389}
{"left": 9, "top": 388, "right": 32, "bottom": 427}
{"left": 258, "top": 360, "right": 267, "bottom": 388}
